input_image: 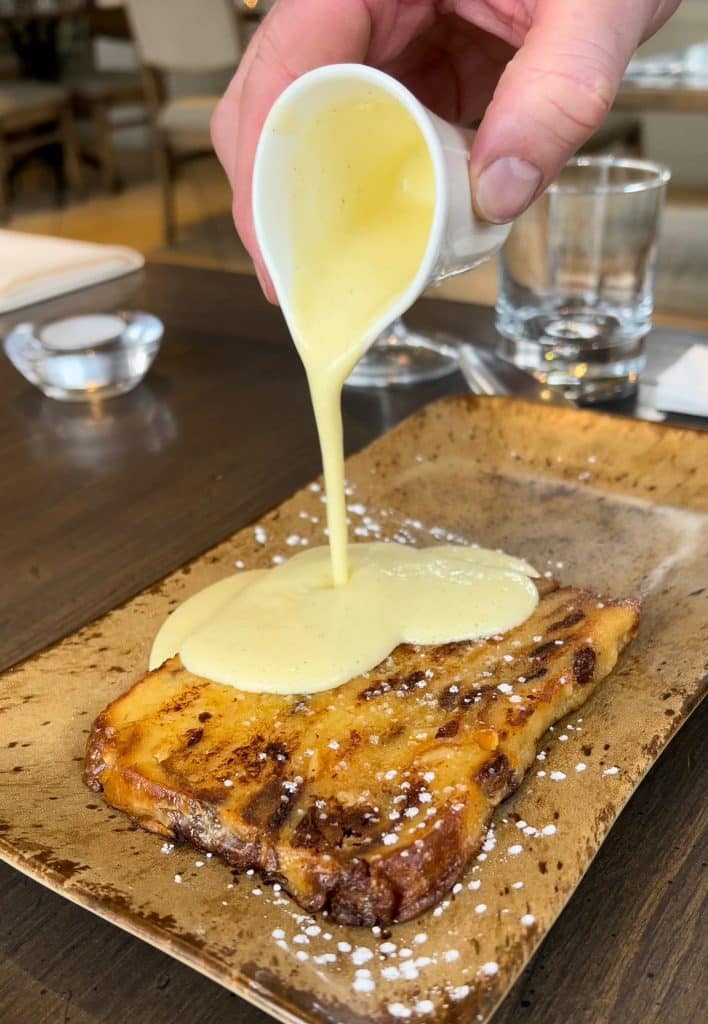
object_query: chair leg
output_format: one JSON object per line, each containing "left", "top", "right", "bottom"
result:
{"left": 59, "top": 102, "right": 84, "bottom": 199}
{"left": 93, "top": 101, "right": 121, "bottom": 193}
{"left": 0, "top": 136, "right": 9, "bottom": 222}
{"left": 153, "top": 132, "right": 177, "bottom": 245}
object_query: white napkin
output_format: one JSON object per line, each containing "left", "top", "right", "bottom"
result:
{"left": 655, "top": 344, "right": 708, "bottom": 417}
{"left": 0, "top": 230, "right": 144, "bottom": 314}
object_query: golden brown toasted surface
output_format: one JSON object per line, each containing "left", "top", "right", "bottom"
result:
{"left": 85, "top": 584, "right": 639, "bottom": 926}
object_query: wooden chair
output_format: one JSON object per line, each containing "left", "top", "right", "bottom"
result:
{"left": 124, "top": 0, "right": 243, "bottom": 244}
{"left": 67, "top": 2, "right": 148, "bottom": 194}
{"left": 0, "top": 80, "right": 83, "bottom": 222}
{"left": 0, "top": 53, "right": 20, "bottom": 83}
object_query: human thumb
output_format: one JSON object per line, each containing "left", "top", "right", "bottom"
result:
{"left": 469, "top": 0, "right": 647, "bottom": 223}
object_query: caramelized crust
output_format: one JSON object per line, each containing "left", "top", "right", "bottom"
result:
{"left": 85, "top": 584, "right": 639, "bottom": 925}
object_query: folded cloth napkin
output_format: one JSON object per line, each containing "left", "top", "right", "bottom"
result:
{"left": 0, "top": 230, "right": 144, "bottom": 314}
{"left": 655, "top": 344, "right": 708, "bottom": 418}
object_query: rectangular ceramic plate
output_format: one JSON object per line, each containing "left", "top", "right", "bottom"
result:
{"left": 1, "top": 396, "right": 706, "bottom": 1024}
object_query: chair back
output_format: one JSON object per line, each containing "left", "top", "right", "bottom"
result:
{"left": 125, "top": 0, "right": 241, "bottom": 73}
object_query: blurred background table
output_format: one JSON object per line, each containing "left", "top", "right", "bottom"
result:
{"left": 616, "top": 40, "right": 708, "bottom": 114}
{"left": 0, "top": 263, "right": 705, "bottom": 1024}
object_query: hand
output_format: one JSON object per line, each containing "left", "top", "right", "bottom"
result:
{"left": 212, "top": 0, "right": 679, "bottom": 301}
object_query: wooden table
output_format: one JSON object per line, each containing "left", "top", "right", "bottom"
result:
{"left": 0, "top": 264, "right": 704, "bottom": 1024}
{"left": 615, "top": 45, "right": 708, "bottom": 114}
{"left": 614, "top": 82, "right": 708, "bottom": 114}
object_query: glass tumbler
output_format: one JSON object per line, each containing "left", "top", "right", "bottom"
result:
{"left": 496, "top": 157, "right": 670, "bottom": 401}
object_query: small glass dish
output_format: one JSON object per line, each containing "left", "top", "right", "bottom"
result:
{"left": 3, "top": 310, "right": 163, "bottom": 402}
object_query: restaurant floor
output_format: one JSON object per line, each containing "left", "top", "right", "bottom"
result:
{"left": 8, "top": 146, "right": 708, "bottom": 332}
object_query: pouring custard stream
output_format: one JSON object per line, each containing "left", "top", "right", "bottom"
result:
{"left": 151, "top": 86, "right": 540, "bottom": 694}
{"left": 288, "top": 93, "right": 438, "bottom": 585}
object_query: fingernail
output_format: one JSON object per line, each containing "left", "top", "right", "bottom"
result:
{"left": 475, "top": 157, "right": 542, "bottom": 223}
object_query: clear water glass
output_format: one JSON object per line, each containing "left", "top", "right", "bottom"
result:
{"left": 496, "top": 157, "right": 670, "bottom": 402}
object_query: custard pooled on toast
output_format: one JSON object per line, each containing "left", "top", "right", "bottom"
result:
{"left": 85, "top": 580, "right": 638, "bottom": 925}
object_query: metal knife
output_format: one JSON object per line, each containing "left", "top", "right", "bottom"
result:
{"left": 458, "top": 344, "right": 575, "bottom": 408}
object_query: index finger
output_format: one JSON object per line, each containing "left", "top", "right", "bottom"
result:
{"left": 213, "top": 0, "right": 372, "bottom": 299}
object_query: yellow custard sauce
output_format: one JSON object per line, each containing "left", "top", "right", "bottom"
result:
{"left": 151, "top": 88, "right": 539, "bottom": 694}
{"left": 288, "top": 93, "right": 437, "bottom": 584}
{"left": 150, "top": 544, "right": 539, "bottom": 693}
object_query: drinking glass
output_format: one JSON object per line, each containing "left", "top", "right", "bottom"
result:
{"left": 496, "top": 156, "right": 670, "bottom": 402}
{"left": 344, "top": 317, "right": 459, "bottom": 387}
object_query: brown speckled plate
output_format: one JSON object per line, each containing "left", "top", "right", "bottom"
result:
{"left": 1, "top": 396, "right": 706, "bottom": 1024}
